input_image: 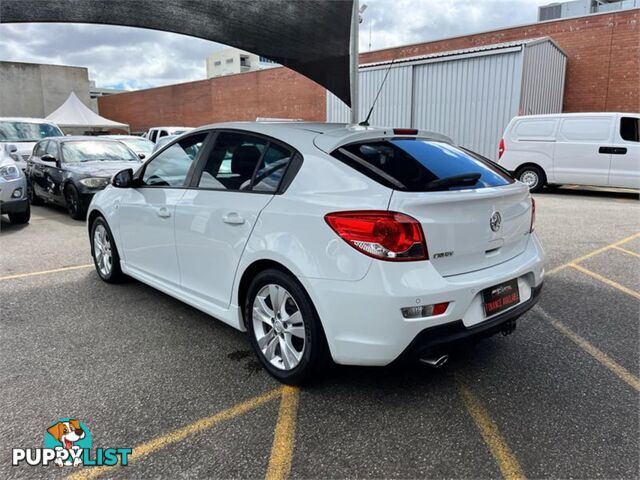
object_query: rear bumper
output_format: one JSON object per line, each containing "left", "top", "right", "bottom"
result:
{"left": 304, "top": 233, "right": 545, "bottom": 366}
{"left": 398, "top": 283, "right": 542, "bottom": 361}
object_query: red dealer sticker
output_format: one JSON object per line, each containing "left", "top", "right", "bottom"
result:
{"left": 482, "top": 278, "right": 520, "bottom": 316}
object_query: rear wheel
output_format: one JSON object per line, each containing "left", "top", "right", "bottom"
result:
{"left": 8, "top": 204, "right": 30, "bottom": 225}
{"left": 91, "top": 217, "right": 125, "bottom": 283}
{"left": 516, "top": 165, "right": 546, "bottom": 193}
{"left": 245, "top": 269, "right": 330, "bottom": 385}
{"left": 64, "top": 184, "right": 86, "bottom": 220}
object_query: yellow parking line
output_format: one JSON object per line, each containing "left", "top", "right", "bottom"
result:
{"left": 612, "top": 245, "right": 640, "bottom": 259}
{"left": 460, "top": 384, "right": 525, "bottom": 480}
{"left": 265, "top": 386, "right": 300, "bottom": 480}
{"left": 547, "top": 232, "right": 640, "bottom": 275}
{"left": 569, "top": 263, "right": 640, "bottom": 300}
{"left": 0, "top": 263, "right": 94, "bottom": 281}
{"left": 535, "top": 307, "right": 640, "bottom": 391}
{"left": 67, "top": 388, "right": 282, "bottom": 480}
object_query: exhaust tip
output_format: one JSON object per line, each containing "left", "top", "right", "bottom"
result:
{"left": 419, "top": 354, "right": 449, "bottom": 368}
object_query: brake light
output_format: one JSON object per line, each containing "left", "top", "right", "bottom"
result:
{"left": 393, "top": 128, "right": 418, "bottom": 135}
{"left": 498, "top": 138, "right": 505, "bottom": 159}
{"left": 530, "top": 197, "right": 536, "bottom": 232}
{"left": 324, "top": 211, "right": 428, "bottom": 261}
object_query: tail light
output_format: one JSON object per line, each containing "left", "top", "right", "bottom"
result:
{"left": 530, "top": 197, "right": 536, "bottom": 232}
{"left": 498, "top": 138, "right": 505, "bottom": 160}
{"left": 393, "top": 128, "right": 418, "bottom": 135}
{"left": 324, "top": 211, "right": 428, "bottom": 261}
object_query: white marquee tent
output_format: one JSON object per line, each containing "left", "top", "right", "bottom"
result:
{"left": 46, "top": 92, "right": 129, "bottom": 132}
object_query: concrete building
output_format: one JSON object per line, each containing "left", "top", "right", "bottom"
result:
{"left": 206, "top": 47, "right": 279, "bottom": 78}
{"left": 538, "top": 0, "right": 638, "bottom": 21}
{"left": 0, "top": 61, "right": 93, "bottom": 117}
{"left": 99, "top": 8, "right": 639, "bottom": 140}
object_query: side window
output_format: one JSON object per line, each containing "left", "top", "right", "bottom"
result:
{"left": 46, "top": 141, "right": 59, "bottom": 158}
{"left": 34, "top": 141, "right": 47, "bottom": 157}
{"left": 196, "top": 132, "right": 268, "bottom": 191}
{"left": 142, "top": 133, "right": 207, "bottom": 187}
{"left": 252, "top": 143, "right": 293, "bottom": 192}
{"left": 620, "top": 117, "right": 639, "bottom": 142}
{"left": 158, "top": 130, "right": 168, "bottom": 138}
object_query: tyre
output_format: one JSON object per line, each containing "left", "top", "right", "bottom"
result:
{"left": 64, "top": 184, "right": 86, "bottom": 220}
{"left": 28, "top": 182, "right": 44, "bottom": 206}
{"left": 245, "top": 269, "right": 330, "bottom": 385}
{"left": 91, "top": 216, "right": 125, "bottom": 283}
{"left": 516, "top": 165, "right": 546, "bottom": 193}
{"left": 8, "top": 204, "right": 30, "bottom": 225}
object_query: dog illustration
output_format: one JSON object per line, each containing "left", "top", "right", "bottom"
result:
{"left": 47, "top": 419, "right": 85, "bottom": 467}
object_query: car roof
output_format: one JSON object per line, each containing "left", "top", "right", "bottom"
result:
{"left": 513, "top": 112, "right": 638, "bottom": 120}
{"left": 187, "top": 121, "right": 453, "bottom": 153}
{"left": 103, "top": 135, "right": 150, "bottom": 140}
{"left": 0, "top": 117, "right": 58, "bottom": 124}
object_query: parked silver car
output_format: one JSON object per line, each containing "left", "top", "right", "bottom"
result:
{"left": 0, "top": 151, "right": 30, "bottom": 224}
{"left": 0, "top": 117, "right": 64, "bottom": 171}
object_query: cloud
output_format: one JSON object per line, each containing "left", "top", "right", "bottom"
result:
{"left": 0, "top": 0, "right": 552, "bottom": 90}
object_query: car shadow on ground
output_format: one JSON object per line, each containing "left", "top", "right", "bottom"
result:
{"left": 541, "top": 186, "right": 639, "bottom": 200}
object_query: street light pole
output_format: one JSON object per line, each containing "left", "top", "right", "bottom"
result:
{"left": 349, "top": 0, "right": 360, "bottom": 124}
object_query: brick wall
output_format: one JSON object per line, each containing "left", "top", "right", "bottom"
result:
{"left": 99, "top": 9, "right": 639, "bottom": 132}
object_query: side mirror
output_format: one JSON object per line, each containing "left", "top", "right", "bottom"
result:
{"left": 112, "top": 168, "right": 134, "bottom": 188}
{"left": 138, "top": 153, "right": 146, "bottom": 160}
{"left": 7, "top": 144, "right": 18, "bottom": 154}
{"left": 41, "top": 154, "right": 57, "bottom": 162}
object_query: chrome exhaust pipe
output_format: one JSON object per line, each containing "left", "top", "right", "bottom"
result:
{"left": 419, "top": 354, "right": 449, "bottom": 368}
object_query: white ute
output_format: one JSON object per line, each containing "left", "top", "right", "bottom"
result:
{"left": 87, "top": 122, "right": 544, "bottom": 384}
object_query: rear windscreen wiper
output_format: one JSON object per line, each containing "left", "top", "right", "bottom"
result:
{"left": 423, "top": 172, "right": 481, "bottom": 191}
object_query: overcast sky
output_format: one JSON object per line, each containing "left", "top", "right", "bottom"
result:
{"left": 0, "top": 0, "right": 552, "bottom": 91}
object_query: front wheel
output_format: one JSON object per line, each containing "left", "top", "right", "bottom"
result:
{"left": 91, "top": 217, "right": 125, "bottom": 283}
{"left": 64, "top": 184, "right": 86, "bottom": 220}
{"left": 245, "top": 269, "right": 330, "bottom": 385}
{"left": 516, "top": 165, "right": 546, "bottom": 193}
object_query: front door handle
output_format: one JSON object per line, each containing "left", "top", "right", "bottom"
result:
{"left": 599, "top": 146, "right": 628, "bottom": 155}
{"left": 223, "top": 212, "right": 245, "bottom": 225}
{"left": 156, "top": 206, "right": 171, "bottom": 218}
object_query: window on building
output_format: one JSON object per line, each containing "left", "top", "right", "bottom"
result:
{"left": 620, "top": 117, "right": 639, "bottom": 142}
{"left": 214, "top": 60, "right": 221, "bottom": 66}
{"left": 226, "top": 58, "right": 233, "bottom": 64}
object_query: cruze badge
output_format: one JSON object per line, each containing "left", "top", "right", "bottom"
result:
{"left": 490, "top": 211, "right": 502, "bottom": 232}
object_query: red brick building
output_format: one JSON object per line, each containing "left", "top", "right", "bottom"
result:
{"left": 99, "top": 9, "right": 639, "bottom": 133}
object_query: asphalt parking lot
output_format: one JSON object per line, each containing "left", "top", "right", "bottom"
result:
{"left": 1, "top": 187, "right": 638, "bottom": 480}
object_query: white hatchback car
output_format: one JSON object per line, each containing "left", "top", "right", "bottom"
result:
{"left": 87, "top": 123, "right": 544, "bottom": 384}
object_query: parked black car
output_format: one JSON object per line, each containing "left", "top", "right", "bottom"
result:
{"left": 26, "top": 136, "right": 142, "bottom": 219}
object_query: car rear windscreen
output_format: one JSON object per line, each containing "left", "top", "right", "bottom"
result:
{"left": 331, "top": 139, "right": 514, "bottom": 192}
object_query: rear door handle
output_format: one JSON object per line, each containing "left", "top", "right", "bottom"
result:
{"left": 599, "top": 146, "right": 628, "bottom": 155}
{"left": 223, "top": 212, "right": 245, "bottom": 225}
{"left": 155, "top": 206, "right": 171, "bottom": 218}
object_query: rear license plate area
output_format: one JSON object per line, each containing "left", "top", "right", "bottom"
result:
{"left": 482, "top": 278, "right": 520, "bottom": 316}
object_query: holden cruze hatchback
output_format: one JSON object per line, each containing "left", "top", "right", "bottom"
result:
{"left": 87, "top": 123, "right": 544, "bottom": 384}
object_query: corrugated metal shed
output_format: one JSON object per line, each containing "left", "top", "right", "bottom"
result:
{"left": 327, "top": 37, "right": 567, "bottom": 159}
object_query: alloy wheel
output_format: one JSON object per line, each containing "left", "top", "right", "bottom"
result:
{"left": 93, "top": 224, "right": 113, "bottom": 277}
{"left": 252, "top": 284, "right": 306, "bottom": 370}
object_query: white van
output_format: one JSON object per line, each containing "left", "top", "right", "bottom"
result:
{"left": 143, "top": 126, "right": 192, "bottom": 143}
{"left": 498, "top": 113, "right": 639, "bottom": 192}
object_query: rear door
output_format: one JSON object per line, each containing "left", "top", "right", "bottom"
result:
{"left": 553, "top": 116, "right": 614, "bottom": 186}
{"left": 609, "top": 115, "right": 640, "bottom": 189}
{"left": 333, "top": 138, "right": 532, "bottom": 277}
{"left": 174, "top": 130, "right": 294, "bottom": 309}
